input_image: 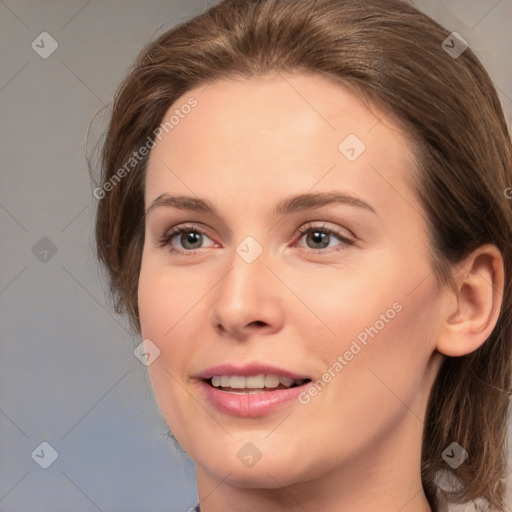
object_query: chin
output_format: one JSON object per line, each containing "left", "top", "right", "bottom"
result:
{"left": 195, "top": 445, "right": 316, "bottom": 489}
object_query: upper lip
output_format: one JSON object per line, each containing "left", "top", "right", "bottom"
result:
{"left": 195, "top": 362, "right": 311, "bottom": 380}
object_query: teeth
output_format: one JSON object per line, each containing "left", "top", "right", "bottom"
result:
{"left": 247, "top": 375, "right": 266, "bottom": 388}
{"left": 265, "top": 375, "right": 279, "bottom": 388}
{"left": 279, "top": 376, "right": 295, "bottom": 388}
{"left": 230, "top": 376, "right": 247, "bottom": 389}
{"left": 209, "top": 374, "right": 305, "bottom": 390}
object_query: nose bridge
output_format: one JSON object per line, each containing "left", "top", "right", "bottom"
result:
{"left": 217, "top": 241, "right": 268, "bottom": 313}
{"left": 210, "top": 237, "right": 283, "bottom": 336}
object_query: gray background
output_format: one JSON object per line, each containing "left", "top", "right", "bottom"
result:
{"left": 1, "top": 1, "right": 511, "bottom": 511}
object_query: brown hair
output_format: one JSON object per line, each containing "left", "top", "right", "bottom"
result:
{"left": 93, "top": 0, "right": 512, "bottom": 509}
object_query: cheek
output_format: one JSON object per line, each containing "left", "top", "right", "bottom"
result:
{"left": 301, "top": 259, "right": 439, "bottom": 425}
{"left": 138, "top": 265, "right": 210, "bottom": 394}
{"left": 138, "top": 265, "right": 206, "bottom": 449}
{"left": 138, "top": 262, "right": 208, "bottom": 340}
{"left": 282, "top": 257, "right": 404, "bottom": 354}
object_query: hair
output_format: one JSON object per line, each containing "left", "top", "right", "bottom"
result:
{"left": 93, "top": 0, "right": 512, "bottom": 509}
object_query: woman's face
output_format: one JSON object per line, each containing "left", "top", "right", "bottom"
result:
{"left": 139, "top": 74, "right": 446, "bottom": 489}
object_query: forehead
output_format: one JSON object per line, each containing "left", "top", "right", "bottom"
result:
{"left": 145, "top": 73, "right": 421, "bottom": 220}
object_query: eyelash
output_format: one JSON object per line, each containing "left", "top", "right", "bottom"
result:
{"left": 157, "top": 225, "right": 210, "bottom": 255}
{"left": 157, "top": 223, "right": 355, "bottom": 255}
{"left": 296, "top": 224, "right": 355, "bottom": 252}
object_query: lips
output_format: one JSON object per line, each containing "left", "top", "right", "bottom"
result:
{"left": 195, "top": 362, "right": 313, "bottom": 416}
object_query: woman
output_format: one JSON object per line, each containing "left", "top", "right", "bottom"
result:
{"left": 93, "top": 0, "right": 512, "bottom": 510}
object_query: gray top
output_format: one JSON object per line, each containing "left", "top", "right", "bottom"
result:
{"left": 432, "top": 487, "right": 450, "bottom": 512}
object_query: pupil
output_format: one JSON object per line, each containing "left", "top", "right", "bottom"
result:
{"left": 182, "top": 231, "right": 202, "bottom": 249}
{"left": 308, "top": 230, "right": 329, "bottom": 248}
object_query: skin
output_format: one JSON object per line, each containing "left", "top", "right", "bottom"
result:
{"left": 138, "top": 73, "right": 504, "bottom": 512}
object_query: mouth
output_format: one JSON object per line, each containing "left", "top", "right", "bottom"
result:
{"left": 195, "top": 362, "right": 314, "bottom": 416}
{"left": 204, "top": 374, "right": 312, "bottom": 394}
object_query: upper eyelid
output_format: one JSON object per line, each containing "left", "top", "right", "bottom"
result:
{"left": 162, "top": 221, "right": 350, "bottom": 237}
{"left": 160, "top": 224, "right": 216, "bottom": 243}
{"left": 163, "top": 223, "right": 213, "bottom": 237}
{"left": 296, "top": 221, "right": 355, "bottom": 241}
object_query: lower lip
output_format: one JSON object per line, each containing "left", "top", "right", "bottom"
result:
{"left": 199, "top": 380, "right": 310, "bottom": 417}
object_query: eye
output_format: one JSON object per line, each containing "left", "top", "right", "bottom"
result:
{"left": 296, "top": 224, "right": 354, "bottom": 251}
{"left": 158, "top": 225, "right": 218, "bottom": 253}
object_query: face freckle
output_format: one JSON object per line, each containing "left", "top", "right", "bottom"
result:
{"left": 137, "top": 73, "right": 446, "bottom": 494}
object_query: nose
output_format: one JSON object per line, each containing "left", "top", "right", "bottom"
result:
{"left": 210, "top": 245, "right": 285, "bottom": 340}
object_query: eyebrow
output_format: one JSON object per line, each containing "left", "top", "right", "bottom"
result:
{"left": 275, "top": 192, "right": 376, "bottom": 215}
{"left": 145, "top": 192, "right": 376, "bottom": 217}
{"left": 145, "top": 194, "right": 214, "bottom": 217}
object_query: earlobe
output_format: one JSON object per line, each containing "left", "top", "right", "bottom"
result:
{"left": 436, "top": 244, "right": 504, "bottom": 357}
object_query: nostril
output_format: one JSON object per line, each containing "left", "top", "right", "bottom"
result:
{"left": 250, "top": 320, "right": 267, "bottom": 327}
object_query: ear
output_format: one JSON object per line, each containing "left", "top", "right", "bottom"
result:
{"left": 436, "top": 244, "right": 504, "bottom": 357}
